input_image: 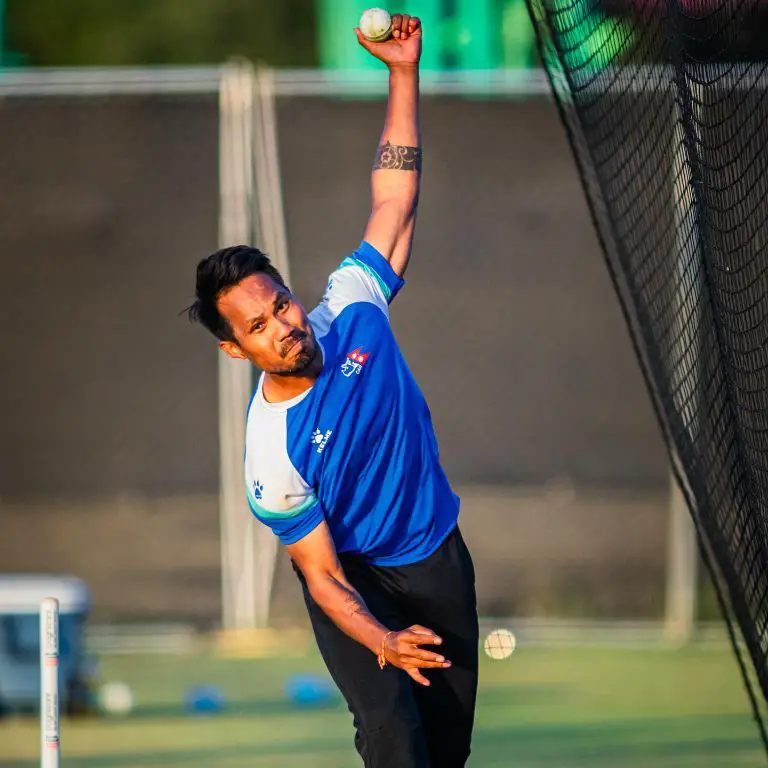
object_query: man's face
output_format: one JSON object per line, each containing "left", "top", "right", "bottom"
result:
{"left": 216, "top": 274, "right": 318, "bottom": 375}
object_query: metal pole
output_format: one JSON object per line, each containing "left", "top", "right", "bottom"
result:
{"left": 218, "top": 61, "right": 258, "bottom": 630}
{"left": 40, "top": 598, "right": 60, "bottom": 768}
{"left": 664, "top": 81, "right": 701, "bottom": 644}
{"left": 249, "top": 66, "right": 288, "bottom": 628}
{"left": 665, "top": 472, "right": 698, "bottom": 642}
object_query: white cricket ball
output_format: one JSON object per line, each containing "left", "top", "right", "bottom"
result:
{"left": 483, "top": 628, "right": 516, "bottom": 660}
{"left": 98, "top": 682, "right": 134, "bottom": 716}
{"left": 360, "top": 8, "right": 393, "bottom": 42}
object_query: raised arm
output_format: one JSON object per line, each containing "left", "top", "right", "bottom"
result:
{"left": 355, "top": 14, "right": 422, "bottom": 277}
{"left": 286, "top": 520, "right": 450, "bottom": 686}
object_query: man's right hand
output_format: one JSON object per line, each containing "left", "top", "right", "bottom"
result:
{"left": 355, "top": 14, "right": 422, "bottom": 70}
{"left": 287, "top": 524, "right": 451, "bottom": 687}
{"left": 383, "top": 624, "right": 452, "bottom": 686}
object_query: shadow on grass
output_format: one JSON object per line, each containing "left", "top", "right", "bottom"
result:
{"left": 477, "top": 684, "right": 568, "bottom": 706}
{"left": 473, "top": 713, "right": 763, "bottom": 764}
{"left": 126, "top": 695, "right": 345, "bottom": 720}
{"left": 2, "top": 733, "right": 352, "bottom": 768}
{"left": 4, "top": 715, "right": 760, "bottom": 768}
{"left": 88, "top": 683, "right": 559, "bottom": 722}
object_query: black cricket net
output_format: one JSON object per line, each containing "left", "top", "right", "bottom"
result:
{"left": 525, "top": 0, "right": 768, "bottom": 748}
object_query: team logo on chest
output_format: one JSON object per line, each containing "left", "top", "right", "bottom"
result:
{"left": 311, "top": 428, "right": 333, "bottom": 454}
{"left": 341, "top": 347, "right": 370, "bottom": 378}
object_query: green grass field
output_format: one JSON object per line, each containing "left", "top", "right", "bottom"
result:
{"left": 0, "top": 644, "right": 764, "bottom": 767}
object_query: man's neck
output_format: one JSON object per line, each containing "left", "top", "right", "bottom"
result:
{"left": 261, "top": 353, "right": 323, "bottom": 404}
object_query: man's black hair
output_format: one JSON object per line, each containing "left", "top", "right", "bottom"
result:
{"left": 188, "top": 245, "right": 287, "bottom": 342}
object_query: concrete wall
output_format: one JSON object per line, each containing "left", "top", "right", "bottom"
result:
{"left": 0, "top": 92, "right": 669, "bottom": 624}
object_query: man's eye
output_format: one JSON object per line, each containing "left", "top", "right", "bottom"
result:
{"left": 278, "top": 298, "right": 290, "bottom": 311}
{"left": 251, "top": 322, "right": 264, "bottom": 333}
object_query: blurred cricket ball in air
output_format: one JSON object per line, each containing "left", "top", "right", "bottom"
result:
{"left": 484, "top": 628, "right": 516, "bottom": 660}
{"left": 360, "top": 8, "right": 393, "bottom": 42}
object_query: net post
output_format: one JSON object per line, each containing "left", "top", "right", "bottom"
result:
{"left": 218, "top": 60, "right": 258, "bottom": 631}
{"left": 665, "top": 472, "right": 698, "bottom": 642}
{"left": 40, "top": 597, "right": 60, "bottom": 768}
{"left": 664, "top": 92, "right": 701, "bottom": 645}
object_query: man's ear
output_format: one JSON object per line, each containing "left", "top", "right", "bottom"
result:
{"left": 219, "top": 340, "right": 247, "bottom": 360}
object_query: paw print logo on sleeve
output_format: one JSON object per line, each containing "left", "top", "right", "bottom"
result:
{"left": 311, "top": 428, "right": 333, "bottom": 454}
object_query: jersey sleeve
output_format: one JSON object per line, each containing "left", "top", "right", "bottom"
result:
{"left": 312, "top": 241, "right": 406, "bottom": 325}
{"left": 244, "top": 425, "right": 324, "bottom": 545}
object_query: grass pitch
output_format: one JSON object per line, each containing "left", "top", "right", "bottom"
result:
{"left": 0, "top": 643, "right": 763, "bottom": 767}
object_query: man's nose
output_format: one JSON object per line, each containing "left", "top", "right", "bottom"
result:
{"left": 273, "top": 315, "right": 293, "bottom": 340}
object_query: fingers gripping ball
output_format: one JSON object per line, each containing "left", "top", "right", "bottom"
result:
{"left": 484, "top": 628, "right": 516, "bottom": 660}
{"left": 360, "top": 8, "right": 393, "bottom": 42}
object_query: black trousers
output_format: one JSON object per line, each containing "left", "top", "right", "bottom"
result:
{"left": 294, "top": 527, "right": 479, "bottom": 768}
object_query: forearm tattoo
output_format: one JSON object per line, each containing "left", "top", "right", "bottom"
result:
{"left": 373, "top": 141, "right": 422, "bottom": 172}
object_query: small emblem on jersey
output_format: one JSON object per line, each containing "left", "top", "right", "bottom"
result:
{"left": 253, "top": 480, "right": 264, "bottom": 500}
{"left": 341, "top": 347, "right": 370, "bottom": 378}
{"left": 311, "top": 428, "right": 333, "bottom": 454}
{"left": 321, "top": 277, "right": 334, "bottom": 304}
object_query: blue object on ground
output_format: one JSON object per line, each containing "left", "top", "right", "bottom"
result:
{"left": 284, "top": 674, "right": 339, "bottom": 708}
{"left": 184, "top": 684, "right": 226, "bottom": 715}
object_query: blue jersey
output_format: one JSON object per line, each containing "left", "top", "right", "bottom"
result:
{"left": 244, "top": 241, "right": 459, "bottom": 566}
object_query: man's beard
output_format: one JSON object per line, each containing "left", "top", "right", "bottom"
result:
{"left": 266, "top": 330, "right": 319, "bottom": 376}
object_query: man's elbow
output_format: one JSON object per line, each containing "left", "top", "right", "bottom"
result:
{"left": 303, "top": 567, "right": 341, "bottom": 606}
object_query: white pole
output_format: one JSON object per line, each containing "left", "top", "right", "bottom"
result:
{"left": 664, "top": 82, "right": 701, "bottom": 643}
{"left": 666, "top": 472, "right": 698, "bottom": 642}
{"left": 40, "top": 597, "right": 60, "bottom": 768}
{"left": 249, "top": 66, "right": 286, "bottom": 628}
{"left": 218, "top": 60, "right": 258, "bottom": 630}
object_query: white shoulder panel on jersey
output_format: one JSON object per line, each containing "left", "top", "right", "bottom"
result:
{"left": 309, "top": 261, "right": 390, "bottom": 339}
{"left": 244, "top": 396, "right": 317, "bottom": 522}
